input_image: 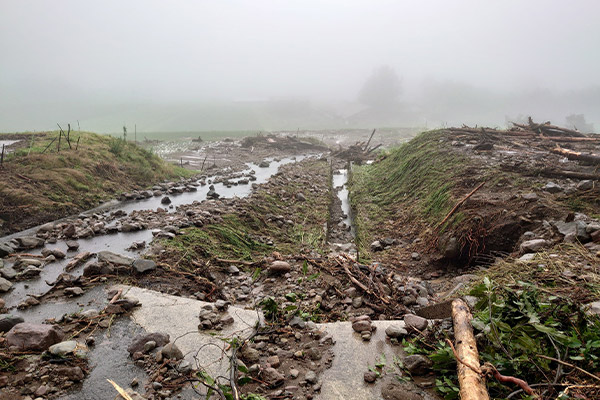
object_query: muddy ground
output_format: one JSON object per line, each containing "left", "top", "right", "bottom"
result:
{"left": 0, "top": 128, "right": 599, "bottom": 400}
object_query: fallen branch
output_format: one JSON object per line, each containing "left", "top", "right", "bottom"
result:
{"left": 215, "top": 258, "right": 257, "bottom": 266}
{"left": 451, "top": 299, "right": 490, "bottom": 400}
{"left": 437, "top": 182, "right": 485, "bottom": 230}
{"left": 107, "top": 379, "right": 133, "bottom": 400}
{"left": 537, "top": 354, "right": 600, "bottom": 383}
{"left": 109, "top": 288, "right": 123, "bottom": 304}
{"left": 551, "top": 146, "right": 600, "bottom": 165}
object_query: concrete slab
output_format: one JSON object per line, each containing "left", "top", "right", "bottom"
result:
{"left": 114, "top": 285, "right": 261, "bottom": 379}
{"left": 316, "top": 320, "right": 407, "bottom": 400}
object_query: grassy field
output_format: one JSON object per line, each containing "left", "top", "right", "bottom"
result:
{"left": 0, "top": 131, "right": 192, "bottom": 235}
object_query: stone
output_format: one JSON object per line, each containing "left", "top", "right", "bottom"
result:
{"left": 305, "top": 370, "right": 318, "bottom": 384}
{"left": 543, "top": 182, "right": 563, "bottom": 193}
{"left": 259, "top": 160, "right": 270, "bottom": 168}
{"left": 133, "top": 259, "right": 156, "bottom": 273}
{"left": 0, "top": 242, "right": 14, "bottom": 258}
{"left": 56, "top": 366, "right": 84, "bottom": 381}
{"left": 66, "top": 241, "right": 80, "bottom": 251}
{"left": 51, "top": 249, "right": 66, "bottom": 259}
{"left": 577, "top": 180, "right": 594, "bottom": 191}
{"left": 522, "top": 192, "right": 539, "bottom": 201}
{"left": 403, "top": 354, "right": 433, "bottom": 375}
{"left": 178, "top": 359, "right": 193, "bottom": 373}
{"left": 296, "top": 192, "right": 306, "bottom": 202}
{"left": 143, "top": 340, "right": 156, "bottom": 353}
{"left": 127, "top": 332, "right": 170, "bottom": 355}
{"left": 269, "top": 261, "right": 291, "bottom": 274}
{"left": 241, "top": 347, "right": 260, "bottom": 363}
{"left": 306, "top": 348, "right": 322, "bottom": 361}
{"left": 266, "top": 355, "right": 281, "bottom": 368}
{"left": 352, "top": 320, "right": 372, "bottom": 333}
{"left": 48, "top": 340, "right": 79, "bottom": 356}
{"left": 352, "top": 296, "right": 364, "bottom": 308}
{"left": 18, "top": 266, "right": 42, "bottom": 279}
{"left": 289, "top": 368, "right": 300, "bottom": 379}
{"left": 370, "top": 241, "right": 383, "bottom": 252}
{"left": 0, "top": 314, "right": 24, "bottom": 332}
{"left": 384, "top": 324, "right": 407, "bottom": 339}
{"left": 520, "top": 239, "right": 547, "bottom": 253}
{"left": 0, "top": 266, "right": 16, "bottom": 280}
{"left": 586, "top": 301, "right": 600, "bottom": 316}
{"left": 98, "top": 251, "right": 133, "bottom": 266}
{"left": 6, "top": 323, "right": 64, "bottom": 351}
{"left": 83, "top": 262, "right": 114, "bottom": 277}
{"left": 161, "top": 343, "right": 184, "bottom": 360}
{"left": 380, "top": 375, "right": 437, "bottom": 400}
{"left": 14, "top": 236, "right": 45, "bottom": 249}
{"left": 0, "top": 277, "right": 13, "bottom": 292}
{"left": 364, "top": 371, "right": 377, "bottom": 383}
{"left": 161, "top": 196, "right": 172, "bottom": 205}
{"left": 404, "top": 314, "right": 428, "bottom": 331}
{"left": 262, "top": 367, "right": 285, "bottom": 387}
{"left": 64, "top": 287, "right": 84, "bottom": 297}
{"left": 411, "top": 252, "right": 421, "bottom": 261}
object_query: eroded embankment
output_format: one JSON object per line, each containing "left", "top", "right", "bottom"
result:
{"left": 0, "top": 131, "right": 192, "bottom": 236}
{"left": 348, "top": 128, "right": 600, "bottom": 399}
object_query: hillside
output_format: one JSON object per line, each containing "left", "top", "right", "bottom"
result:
{"left": 0, "top": 131, "right": 191, "bottom": 235}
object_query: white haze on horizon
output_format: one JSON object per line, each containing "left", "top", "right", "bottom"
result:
{"left": 1, "top": 0, "right": 599, "bottom": 132}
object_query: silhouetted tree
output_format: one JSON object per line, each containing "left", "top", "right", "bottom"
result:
{"left": 565, "top": 114, "right": 594, "bottom": 133}
{"left": 358, "top": 66, "right": 401, "bottom": 109}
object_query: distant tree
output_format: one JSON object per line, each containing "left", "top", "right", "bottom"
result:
{"left": 358, "top": 66, "right": 402, "bottom": 109}
{"left": 565, "top": 114, "right": 594, "bottom": 133}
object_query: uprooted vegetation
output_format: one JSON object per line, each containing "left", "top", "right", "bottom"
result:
{"left": 0, "top": 131, "right": 191, "bottom": 235}
{"left": 348, "top": 124, "right": 600, "bottom": 399}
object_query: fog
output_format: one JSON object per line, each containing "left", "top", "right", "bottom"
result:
{"left": 1, "top": 0, "right": 600, "bottom": 133}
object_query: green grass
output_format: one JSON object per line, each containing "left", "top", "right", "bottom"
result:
{"left": 0, "top": 131, "right": 193, "bottom": 234}
{"left": 349, "top": 130, "right": 466, "bottom": 256}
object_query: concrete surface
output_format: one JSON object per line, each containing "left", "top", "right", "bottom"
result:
{"left": 114, "top": 285, "right": 262, "bottom": 380}
{"left": 316, "top": 320, "right": 408, "bottom": 400}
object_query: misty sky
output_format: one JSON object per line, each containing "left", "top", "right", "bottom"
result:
{"left": 1, "top": 0, "right": 600, "bottom": 131}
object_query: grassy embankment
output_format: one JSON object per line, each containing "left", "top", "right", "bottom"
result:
{"left": 349, "top": 130, "right": 600, "bottom": 399}
{"left": 349, "top": 130, "right": 467, "bottom": 259}
{"left": 0, "top": 131, "right": 193, "bottom": 235}
{"left": 158, "top": 159, "right": 330, "bottom": 270}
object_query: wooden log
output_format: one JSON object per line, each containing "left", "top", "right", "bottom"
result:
{"left": 363, "top": 129, "right": 376, "bottom": 151}
{"left": 537, "top": 168, "right": 600, "bottom": 181}
{"left": 452, "top": 299, "right": 490, "bottom": 400}
{"left": 551, "top": 146, "right": 600, "bottom": 165}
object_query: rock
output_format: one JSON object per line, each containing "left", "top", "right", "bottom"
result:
{"left": 576, "top": 221, "right": 591, "bottom": 243}
{"left": 6, "top": 323, "right": 64, "bottom": 351}
{"left": 289, "top": 368, "right": 300, "bottom": 379}
{"left": 296, "top": 192, "right": 306, "bottom": 202}
{"left": 519, "top": 253, "right": 536, "bottom": 261}
{"left": 143, "top": 340, "right": 156, "bottom": 353}
{"left": 0, "top": 266, "right": 16, "bottom": 280}
{"left": 577, "top": 180, "right": 594, "bottom": 191}
{"left": 161, "top": 343, "right": 184, "bottom": 360}
{"left": 404, "top": 314, "right": 428, "bottom": 331}
{"left": 305, "top": 370, "right": 318, "bottom": 384}
{"left": 403, "top": 354, "right": 433, "bottom": 375}
{"left": 14, "top": 236, "right": 45, "bottom": 249}
{"left": 262, "top": 367, "right": 285, "bottom": 387}
{"left": 259, "top": 160, "right": 270, "bottom": 168}
{"left": 56, "top": 366, "right": 84, "bottom": 382}
{"left": 133, "top": 259, "right": 156, "bottom": 273}
{"left": 48, "top": 340, "right": 81, "bottom": 356}
{"left": 543, "top": 182, "right": 563, "bottom": 193}
{"left": 306, "top": 348, "right": 322, "bottom": 361}
{"left": 0, "top": 314, "right": 24, "bottom": 332}
{"left": 63, "top": 224, "right": 76, "bottom": 238}
{"left": 0, "top": 298, "right": 4, "bottom": 309}
{"left": 0, "top": 277, "right": 13, "bottom": 292}
{"left": 520, "top": 239, "right": 547, "bottom": 253}
{"left": 364, "top": 371, "right": 378, "bottom": 383}
{"left": 66, "top": 241, "right": 80, "bottom": 251}
{"left": 266, "top": 355, "right": 281, "bottom": 368}
{"left": 127, "top": 332, "right": 170, "bottom": 355}
{"left": 352, "top": 296, "right": 363, "bottom": 308}
{"left": 161, "top": 196, "right": 172, "bottom": 205}
{"left": 385, "top": 324, "right": 407, "bottom": 339}
{"left": 269, "top": 261, "right": 291, "bottom": 274}
{"left": 83, "top": 262, "right": 114, "bottom": 277}
{"left": 64, "top": 287, "right": 84, "bottom": 297}
{"left": 0, "top": 242, "right": 14, "bottom": 258}
{"left": 97, "top": 251, "right": 133, "bottom": 266}
{"left": 522, "top": 192, "right": 539, "bottom": 201}
{"left": 352, "top": 320, "right": 372, "bottom": 333}
{"left": 438, "top": 235, "right": 460, "bottom": 259}
{"left": 411, "top": 252, "right": 421, "bottom": 261}
{"left": 241, "top": 346, "right": 260, "bottom": 363}
{"left": 370, "top": 240, "right": 383, "bottom": 252}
